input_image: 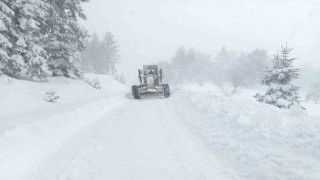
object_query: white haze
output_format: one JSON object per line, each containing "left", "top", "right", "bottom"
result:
{"left": 82, "top": 0, "right": 320, "bottom": 83}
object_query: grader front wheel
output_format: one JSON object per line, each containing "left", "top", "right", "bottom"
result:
{"left": 132, "top": 85, "right": 141, "bottom": 99}
{"left": 162, "top": 84, "right": 170, "bottom": 98}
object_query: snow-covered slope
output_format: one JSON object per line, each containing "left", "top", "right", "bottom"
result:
{"left": 0, "top": 74, "right": 127, "bottom": 131}
{"left": 170, "top": 82, "right": 320, "bottom": 179}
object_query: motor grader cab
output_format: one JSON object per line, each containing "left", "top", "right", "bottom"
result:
{"left": 132, "top": 65, "right": 170, "bottom": 99}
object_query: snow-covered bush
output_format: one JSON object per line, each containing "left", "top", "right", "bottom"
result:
{"left": 0, "top": 74, "right": 13, "bottom": 84}
{"left": 255, "top": 45, "right": 303, "bottom": 109}
{"left": 85, "top": 78, "right": 101, "bottom": 89}
{"left": 113, "top": 73, "right": 126, "bottom": 85}
{"left": 219, "top": 78, "right": 242, "bottom": 97}
{"left": 44, "top": 90, "right": 59, "bottom": 102}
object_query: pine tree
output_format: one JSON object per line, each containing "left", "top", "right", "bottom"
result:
{"left": 245, "top": 49, "right": 269, "bottom": 83}
{"left": 237, "top": 49, "right": 269, "bottom": 85}
{"left": 169, "top": 47, "right": 212, "bottom": 83}
{"left": 79, "top": 38, "right": 91, "bottom": 72}
{"left": 255, "top": 45, "right": 303, "bottom": 109}
{"left": 101, "top": 32, "right": 119, "bottom": 74}
{"left": 171, "top": 47, "right": 186, "bottom": 83}
{"left": 214, "top": 47, "right": 238, "bottom": 83}
{"left": 0, "top": 0, "right": 50, "bottom": 81}
{"left": 184, "top": 48, "right": 196, "bottom": 80}
{"left": 0, "top": 1, "right": 14, "bottom": 75}
{"left": 91, "top": 33, "right": 104, "bottom": 73}
{"left": 14, "top": 0, "right": 51, "bottom": 81}
{"left": 1, "top": 0, "right": 89, "bottom": 81}
{"left": 44, "top": 0, "right": 88, "bottom": 78}
{"left": 80, "top": 33, "right": 102, "bottom": 73}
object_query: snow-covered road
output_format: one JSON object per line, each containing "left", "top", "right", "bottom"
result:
{"left": 0, "top": 93, "right": 232, "bottom": 180}
{"left": 2, "top": 75, "right": 319, "bottom": 180}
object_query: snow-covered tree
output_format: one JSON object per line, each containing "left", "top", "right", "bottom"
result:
{"left": 0, "top": 1, "right": 14, "bottom": 75}
{"left": 0, "top": 0, "right": 50, "bottom": 81}
{"left": 158, "top": 60, "right": 174, "bottom": 82}
{"left": 0, "top": 0, "right": 89, "bottom": 81}
{"left": 237, "top": 49, "right": 269, "bottom": 85}
{"left": 13, "top": 0, "right": 51, "bottom": 81}
{"left": 81, "top": 32, "right": 120, "bottom": 75}
{"left": 161, "top": 46, "right": 269, "bottom": 86}
{"left": 213, "top": 47, "right": 238, "bottom": 83}
{"left": 80, "top": 33, "right": 102, "bottom": 73}
{"left": 169, "top": 47, "right": 211, "bottom": 83}
{"left": 101, "top": 32, "right": 119, "bottom": 74}
{"left": 215, "top": 47, "right": 237, "bottom": 63}
{"left": 171, "top": 47, "right": 186, "bottom": 82}
{"left": 255, "top": 45, "right": 303, "bottom": 109}
{"left": 79, "top": 38, "right": 91, "bottom": 72}
{"left": 44, "top": 0, "right": 88, "bottom": 78}
{"left": 187, "top": 49, "right": 211, "bottom": 82}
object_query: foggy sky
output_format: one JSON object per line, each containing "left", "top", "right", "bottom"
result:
{"left": 82, "top": 0, "right": 320, "bottom": 82}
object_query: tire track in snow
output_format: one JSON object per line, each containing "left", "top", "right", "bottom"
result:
{"left": 33, "top": 101, "right": 131, "bottom": 180}
{"left": 0, "top": 95, "right": 128, "bottom": 180}
{"left": 4, "top": 94, "right": 234, "bottom": 180}
{"left": 157, "top": 100, "right": 233, "bottom": 180}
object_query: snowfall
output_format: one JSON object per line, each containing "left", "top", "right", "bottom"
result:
{"left": 0, "top": 74, "right": 319, "bottom": 180}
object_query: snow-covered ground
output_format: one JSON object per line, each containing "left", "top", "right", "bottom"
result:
{"left": 0, "top": 74, "right": 127, "bottom": 131}
{"left": 171, "top": 82, "right": 320, "bottom": 179}
{"left": 0, "top": 76, "right": 319, "bottom": 179}
{"left": 0, "top": 75, "right": 234, "bottom": 180}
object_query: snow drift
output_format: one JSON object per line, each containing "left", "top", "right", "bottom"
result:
{"left": 0, "top": 74, "right": 127, "bottom": 131}
{"left": 170, "top": 83, "right": 320, "bottom": 179}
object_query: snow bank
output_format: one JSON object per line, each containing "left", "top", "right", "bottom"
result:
{"left": 0, "top": 74, "right": 129, "bottom": 180}
{"left": 0, "top": 74, "right": 128, "bottom": 131}
{"left": 170, "top": 83, "right": 320, "bottom": 179}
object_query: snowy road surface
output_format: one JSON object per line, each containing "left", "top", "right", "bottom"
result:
{"left": 0, "top": 94, "right": 232, "bottom": 180}
{"left": 2, "top": 77, "right": 320, "bottom": 180}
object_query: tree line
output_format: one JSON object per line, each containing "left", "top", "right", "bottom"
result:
{"left": 80, "top": 32, "right": 120, "bottom": 75}
{"left": 161, "top": 45, "right": 312, "bottom": 109}
{"left": 0, "top": 0, "right": 88, "bottom": 81}
{"left": 161, "top": 46, "right": 269, "bottom": 86}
